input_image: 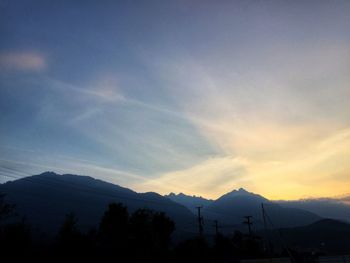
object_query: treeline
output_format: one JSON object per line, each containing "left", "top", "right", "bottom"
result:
{"left": 0, "top": 195, "right": 278, "bottom": 262}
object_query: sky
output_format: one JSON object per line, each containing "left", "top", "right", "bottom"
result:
{"left": 0, "top": 0, "right": 350, "bottom": 200}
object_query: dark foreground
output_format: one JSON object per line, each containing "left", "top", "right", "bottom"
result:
{"left": 1, "top": 196, "right": 349, "bottom": 262}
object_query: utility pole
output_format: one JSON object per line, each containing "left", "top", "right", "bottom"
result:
{"left": 243, "top": 215, "right": 253, "bottom": 236}
{"left": 261, "top": 203, "right": 268, "bottom": 233}
{"left": 262, "top": 203, "right": 272, "bottom": 261}
{"left": 196, "top": 206, "right": 203, "bottom": 237}
{"left": 214, "top": 220, "right": 219, "bottom": 236}
{"left": 262, "top": 205, "right": 294, "bottom": 263}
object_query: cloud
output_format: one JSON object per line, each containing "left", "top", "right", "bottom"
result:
{"left": 136, "top": 156, "right": 248, "bottom": 198}
{"left": 85, "top": 74, "right": 126, "bottom": 102}
{"left": 0, "top": 51, "right": 47, "bottom": 72}
{"left": 135, "top": 126, "right": 350, "bottom": 200}
{"left": 44, "top": 76, "right": 126, "bottom": 106}
{"left": 139, "top": 41, "right": 350, "bottom": 199}
{"left": 23, "top": 74, "right": 218, "bottom": 177}
{"left": 0, "top": 150, "right": 146, "bottom": 187}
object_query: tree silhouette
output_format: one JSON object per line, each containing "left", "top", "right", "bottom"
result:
{"left": 0, "top": 194, "right": 30, "bottom": 259}
{"left": 0, "top": 193, "right": 15, "bottom": 221}
{"left": 58, "top": 213, "right": 79, "bottom": 242}
{"left": 129, "top": 209, "right": 154, "bottom": 253}
{"left": 152, "top": 211, "right": 175, "bottom": 250}
{"left": 175, "top": 237, "right": 212, "bottom": 263}
{"left": 0, "top": 198, "right": 288, "bottom": 262}
{"left": 98, "top": 202, "right": 129, "bottom": 258}
{"left": 98, "top": 203, "right": 128, "bottom": 241}
{"left": 56, "top": 212, "right": 86, "bottom": 256}
{"left": 231, "top": 230, "right": 264, "bottom": 258}
{"left": 128, "top": 208, "right": 175, "bottom": 262}
{"left": 213, "top": 233, "right": 234, "bottom": 262}
{"left": 0, "top": 220, "right": 31, "bottom": 258}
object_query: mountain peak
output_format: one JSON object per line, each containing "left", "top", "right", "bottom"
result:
{"left": 165, "top": 192, "right": 213, "bottom": 210}
{"left": 226, "top": 187, "right": 252, "bottom": 196}
{"left": 38, "top": 171, "right": 59, "bottom": 176}
{"left": 238, "top": 187, "right": 248, "bottom": 193}
{"left": 217, "top": 187, "right": 269, "bottom": 203}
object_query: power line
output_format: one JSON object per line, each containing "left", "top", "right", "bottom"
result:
{"left": 0, "top": 166, "right": 302, "bottom": 254}
{"left": 1, "top": 168, "right": 256, "bottom": 227}
{"left": 263, "top": 203, "right": 295, "bottom": 263}
{"left": 1, "top": 170, "right": 262, "bottom": 237}
{"left": 261, "top": 203, "right": 272, "bottom": 261}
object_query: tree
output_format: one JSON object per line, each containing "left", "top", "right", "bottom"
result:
{"left": 213, "top": 233, "right": 234, "bottom": 262}
{"left": 57, "top": 213, "right": 83, "bottom": 251}
{"left": 175, "top": 237, "right": 212, "bottom": 263}
{"left": 129, "top": 209, "right": 175, "bottom": 262}
{"left": 152, "top": 212, "right": 175, "bottom": 249}
{"left": 129, "top": 208, "right": 153, "bottom": 249}
{"left": 0, "top": 193, "right": 15, "bottom": 222}
{"left": 0, "top": 220, "right": 31, "bottom": 258}
{"left": 98, "top": 203, "right": 129, "bottom": 250}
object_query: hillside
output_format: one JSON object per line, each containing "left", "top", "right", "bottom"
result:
{"left": 202, "top": 188, "right": 321, "bottom": 230}
{"left": 277, "top": 199, "right": 350, "bottom": 223}
{"left": 0, "top": 172, "right": 194, "bottom": 235}
{"left": 266, "top": 219, "right": 350, "bottom": 254}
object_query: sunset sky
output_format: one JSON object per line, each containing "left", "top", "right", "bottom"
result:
{"left": 1, "top": 0, "right": 349, "bottom": 200}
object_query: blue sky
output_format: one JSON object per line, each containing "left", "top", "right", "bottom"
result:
{"left": 1, "top": 0, "right": 350, "bottom": 199}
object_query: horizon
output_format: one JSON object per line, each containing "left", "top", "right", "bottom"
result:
{"left": 1, "top": 170, "right": 349, "bottom": 203}
{"left": 1, "top": 1, "right": 350, "bottom": 200}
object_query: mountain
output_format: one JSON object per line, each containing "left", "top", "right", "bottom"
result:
{"left": 3, "top": 173, "right": 345, "bottom": 239}
{"left": 266, "top": 219, "right": 350, "bottom": 254}
{"left": 165, "top": 192, "right": 213, "bottom": 212}
{"left": 277, "top": 198, "right": 350, "bottom": 222}
{"left": 0, "top": 172, "right": 194, "bottom": 236}
{"left": 202, "top": 188, "right": 321, "bottom": 230}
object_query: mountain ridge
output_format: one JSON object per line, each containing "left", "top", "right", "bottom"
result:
{"left": 166, "top": 188, "right": 350, "bottom": 224}
{"left": 2, "top": 171, "right": 350, "bottom": 237}
{"left": 165, "top": 192, "right": 213, "bottom": 211}
{"left": 0, "top": 172, "right": 195, "bottom": 236}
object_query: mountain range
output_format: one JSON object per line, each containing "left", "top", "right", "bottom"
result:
{"left": 169, "top": 188, "right": 321, "bottom": 232}
{"left": 167, "top": 189, "right": 350, "bottom": 224}
{"left": 1, "top": 172, "right": 350, "bottom": 238}
{"left": 165, "top": 192, "right": 213, "bottom": 210}
{"left": 276, "top": 199, "right": 350, "bottom": 222}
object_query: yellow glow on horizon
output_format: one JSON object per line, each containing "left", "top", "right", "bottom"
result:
{"left": 137, "top": 125, "right": 350, "bottom": 199}
{"left": 134, "top": 42, "right": 350, "bottom": 200}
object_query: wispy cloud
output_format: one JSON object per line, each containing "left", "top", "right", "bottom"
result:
{"left": 137, "top": 156, "right": 248, "bottom": 198}
{"left": 44, "top": 77, "right": 125, "bottom": 104}
{"left": 1, "top": 0, "right": 350, "bottom": 200}
{"left": 139, "top": 41, "right": 350, "bottom": 199}
{"left": 44, "top": 76, "right": 187, "bottom": 120}
{"left": 0, "top": 51, "right": 47, "bottom": 72}
{"left": 0, "top": 148, "right": 147, "bottom": 187}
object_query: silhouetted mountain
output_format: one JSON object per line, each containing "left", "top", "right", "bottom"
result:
{"left": 165, "top": 192, "right": 213, "bottom": 212}
{"left": 266, "top": 219, "right": 350, "bottom": 254}
{"left": 203, "top": 188, "right": 321, "bottom": 230}
{"left": 0, "top": 172, "right": 194, "bottom": 236}
{"left": 277, "top": 198, "right": 350, "bottom": 222}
